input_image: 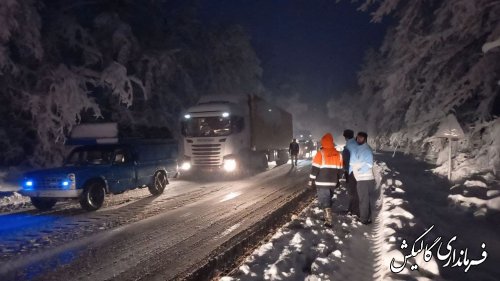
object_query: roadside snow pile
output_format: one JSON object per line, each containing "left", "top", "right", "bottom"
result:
{"left": 223, "top": 158, "right": 499, "bottom": 281}
{"left": 375, "top": 162, "right": 441, "bottom": 280}
{"left": 221, "top": 162, "right": 441, "bottom": 281}
{"left": 220, "top": 202, "right": 366, "bottom": 281}
{"left": 432, "top": 118, "right": 500, "bottom": 182}
{"left": 0, "top": 192, "right": 31, "bottom": 212}
{"left": 0, "top": 167, "right": 31, "bottom": 212}
{"left": 446, "top": 172, "right": 500, "bottom": 214}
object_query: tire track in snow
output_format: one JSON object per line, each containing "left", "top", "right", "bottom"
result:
{"left": 328, "top": 204, "right": 382, "bottom": 281}
{"left": 0, "top": 181, "right": 230, "bottom": 262}
{"left": 222, "top": 163, "right": 387, "bottom": 281}
{"left": 2, "top": 162, "right": 311, "bottom": 281}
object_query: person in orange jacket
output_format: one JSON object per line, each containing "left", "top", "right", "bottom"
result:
{"left": 308, "top": 133, "right": 344, "bottom": 227}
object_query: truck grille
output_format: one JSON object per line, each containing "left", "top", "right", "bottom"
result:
{"left": 191, "top": 144, "right": 222, "bottom": 166}
{"left": 37, "top": 177, "right": 65, "bottom": 189}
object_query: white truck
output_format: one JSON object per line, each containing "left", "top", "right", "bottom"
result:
{"left": 179, "top": 95, "right": 292, "bottom": 174}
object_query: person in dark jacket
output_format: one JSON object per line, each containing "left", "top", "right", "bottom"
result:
{"left": 309, "top": 133, "right": 344, "bottom": 227}
{"left": 289, "top": 138, "right": 300, "bottom": 166}
{"left": 343, "top": 129, "right": 360, "bottom": 217}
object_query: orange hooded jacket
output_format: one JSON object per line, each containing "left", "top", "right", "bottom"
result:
{"left": 310, "top": 133, "right": 344, "bottom": 186}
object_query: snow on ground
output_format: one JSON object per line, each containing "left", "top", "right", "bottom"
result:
{"left": 432, "top": 118, "right": 500, "bottom": 183}
{"left": 221, "top": 163, "right": 390, "bottom": 281}
{"left": 222, "top": 154, "right": 500, "bottom": 281}
{"left": 0, "top": 168, "right": 31, "bottom": 212}
{"left": 436, "top": 164, "right": 500, "bottom": 214}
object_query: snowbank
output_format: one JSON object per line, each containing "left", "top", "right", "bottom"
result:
{"left": 0, "top": 192, "right": 31, "bottom": 212}
{"left": 0, "top": 167, "right": 31, "bottom": 212}
{"left": 221, "top": 162, "right": 442, "bottom": 281}
{"left": 375, "top": 163, "right": 441, "bottom": 280}
{"left": 380, "top": 117, "right": 500, "bottom": 183}
{"left": 223, "top": 155, "right": 500, "bottom": 281}
{"left": 482, "top": 37, "right": 500, "bottom": 53}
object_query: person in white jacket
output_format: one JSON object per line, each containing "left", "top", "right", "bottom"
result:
{"left": 350, "top": 132, "right": 377, "bottom": 224}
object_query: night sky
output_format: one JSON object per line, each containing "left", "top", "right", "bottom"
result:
{"left": 199, "top": 0, "right": 390, "bottom": 106}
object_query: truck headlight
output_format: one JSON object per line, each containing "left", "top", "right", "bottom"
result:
{"left": 181, "top": 161, "right": 191, "bottom": 171}
{"left": 223, "top": 158, "right": 237, "bottom": 172}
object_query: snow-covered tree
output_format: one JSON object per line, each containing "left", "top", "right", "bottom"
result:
{"left": 358, "top": 0, "right": 500, "bottom": 177}
{"left": 205, "top": 25, "right": 264, "bottom": 96}
{"left": 0, "top": 0, "right": 265, "bottom": 167}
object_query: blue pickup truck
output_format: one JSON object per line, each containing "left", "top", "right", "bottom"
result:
{"left": 20, "top": 140, "right": 178, "bottom": 211}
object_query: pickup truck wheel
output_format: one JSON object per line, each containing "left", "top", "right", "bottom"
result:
{"left": 80, "top": 181, "right": 105, "bottom": 211}
{"left": 149, "top": 171, "right": 168, "bottom": 195}
{"left": 31, "top": 197, "right": 57, "bottom": 210}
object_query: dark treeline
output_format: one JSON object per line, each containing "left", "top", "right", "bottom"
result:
{"left": 0, "top": 0, "right": 264, "bottom": 167}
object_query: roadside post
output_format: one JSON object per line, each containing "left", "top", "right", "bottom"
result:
{"left": 392, "top": 137, "right": 401, "bottom": 158}
{"left": 433, "top": 114, "right": 465, "bottom": 180}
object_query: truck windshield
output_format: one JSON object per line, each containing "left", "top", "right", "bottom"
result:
{"left": 65, "top": 147, "right": 114, "bottom": 166}
{"left": 181, "top": 117, "right": 231, "bottom": 137}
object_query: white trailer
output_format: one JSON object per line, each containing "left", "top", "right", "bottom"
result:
{"left": 179, "top": 94, "right": 292, "bottom": 173}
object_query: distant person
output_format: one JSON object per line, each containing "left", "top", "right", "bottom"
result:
{"left": 343, "top": 129, "right": 360, "bottom": 217}
{"left": 289, "top": 138, "right": 300, "bottom": 166}
{"left": 351, "top": 132, "right": 376, "bottom": 225}
{"left": 309, "top": 133, "right": 344, "bottom": 227}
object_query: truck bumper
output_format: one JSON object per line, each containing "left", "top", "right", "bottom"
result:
{"left": 20, "top": 189, "right": 83, "bottom": 198}
{"left": 192, "top": 165, "right": 223, "bottom": 171}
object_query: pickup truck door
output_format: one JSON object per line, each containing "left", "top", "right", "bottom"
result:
{"left": 109, "top": 149, "right": 136, "bottom": 194}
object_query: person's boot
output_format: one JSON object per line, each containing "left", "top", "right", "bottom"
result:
{"left": 324, "top": 208, "right": 333, "bottom": 227}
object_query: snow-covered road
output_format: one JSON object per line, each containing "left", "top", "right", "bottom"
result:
{"left": 2, "top": 153, "right": 499, "bottom": 281}
{"left": 0, "top": 161, "right": 312, "bottom": 281}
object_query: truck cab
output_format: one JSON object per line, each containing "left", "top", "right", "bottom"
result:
{"left": 179, "top": 95, "right": 292, "bottom": 175}
{"left": 180, "top": 98, "right": 248, "bottom": 173}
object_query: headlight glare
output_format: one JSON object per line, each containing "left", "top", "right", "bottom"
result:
{"left": 223, "top": 159, "right": 237, "bottom": 172}
{"left": 181, "top": 161, "right": 192, "bottom": 171}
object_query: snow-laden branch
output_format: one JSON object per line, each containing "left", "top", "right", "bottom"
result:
{"left": 101, "top": 61, "right": 146, "bottom": 107}
{"left": 482, "top": 37, "right": 500, "bottom": 53}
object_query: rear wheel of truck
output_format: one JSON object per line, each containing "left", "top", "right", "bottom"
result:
{"left": 31, "top": 197, "right": 57, "bottom": 210}
{"left": 80, "top": 181, "right": 105, "bottom": 211}
{"left": 259, "top": 153, "right": 269, "bottom": 170}
{"left": 148, "top": 171, "right": 168, "bottom": 195}
{"left": 276, "top": 150, "right": 289, "bottom": 166}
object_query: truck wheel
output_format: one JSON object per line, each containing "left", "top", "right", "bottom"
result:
{"left": 148, "top": 171, "right": 168, "bottom": 195}
{"left": 31, "top": 197, "right": 57, "bottom": 210}
{"left": 276, "top": 150, "right": 289, "bottom": 166}
{"left": 260, "top": 154, "right": 269, "bottom": 170}
{"left": 80, "top": 181, "right": 105, "bottom": 211}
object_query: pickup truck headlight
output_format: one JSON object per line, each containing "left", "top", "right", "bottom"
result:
{"left": 24, "top": 179, "right": 34, "bottom": 190}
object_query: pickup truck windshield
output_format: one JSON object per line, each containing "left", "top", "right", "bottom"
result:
{"left": 65, "top": 147, "right": 114, "bottom": 166}
{"left": 181, "top": 117, "right": 231, "bottom": 137}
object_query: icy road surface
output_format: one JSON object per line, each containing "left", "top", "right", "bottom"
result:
{"left": 0, "top": 161, "right": 311, "bottom": 281}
